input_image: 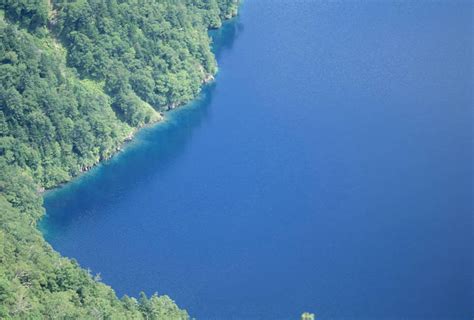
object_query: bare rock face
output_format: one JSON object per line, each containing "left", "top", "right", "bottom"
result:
{"left": 203, "top": 73, "right": 215, "bottom": 84}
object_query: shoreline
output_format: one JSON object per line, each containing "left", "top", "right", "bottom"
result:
{"left": 38, "top": 12, "right": 240, "bottom": 195}
{"left": 1, "top": 2, "right": 241, "bottom": 319}
{"left": 40, "top": 91, "right": 205, "bottom": 195}
{"left": 38, "top": 68, "right": 222, "bottom": 194}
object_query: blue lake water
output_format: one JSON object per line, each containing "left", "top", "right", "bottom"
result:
{"left": 42, "top": 1, "right": 473, "bottom": 319}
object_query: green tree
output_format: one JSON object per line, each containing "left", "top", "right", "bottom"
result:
{"left": 0, "top": 0, "right": 239, "bottom": 317}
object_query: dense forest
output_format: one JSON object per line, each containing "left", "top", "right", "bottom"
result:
{"left": 0, "top": 0, "right": 238, "bottom": 318}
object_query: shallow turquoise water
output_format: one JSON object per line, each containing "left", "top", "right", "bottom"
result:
{"left": 43, "top": 1, "right": 473, "bottom": 319}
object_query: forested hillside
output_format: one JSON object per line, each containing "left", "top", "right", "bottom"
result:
{"left": 0, "top": 0, "right": 238, "bottom": 318}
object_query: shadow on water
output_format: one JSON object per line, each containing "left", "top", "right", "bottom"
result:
{"left": 210, "top": 14, "right": 244, "bottom": 60}
{"left": 42, "top": 84, "right": 216, "bottom": 235}
{"left": 41, "top": 14, "right": 243, "bottom": 237}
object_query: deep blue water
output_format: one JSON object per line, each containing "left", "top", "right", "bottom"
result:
{"left": 42, "top": 1, "right": 473, "bottom": 319}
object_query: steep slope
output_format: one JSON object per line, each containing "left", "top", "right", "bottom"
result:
{"left": 0, "top": 0, "right": 238, "bottom": 318}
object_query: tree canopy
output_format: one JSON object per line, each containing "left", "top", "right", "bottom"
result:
{"left": 0, "top": 0, "right": 238, "bottom": 318}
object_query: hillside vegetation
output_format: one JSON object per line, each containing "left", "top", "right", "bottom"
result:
{"left": 0, "top": 0, "right": 238, "bottom": 318}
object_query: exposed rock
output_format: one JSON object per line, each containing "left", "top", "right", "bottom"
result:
{"left": 203, "top": 73, "right": 215, "bottom": 84}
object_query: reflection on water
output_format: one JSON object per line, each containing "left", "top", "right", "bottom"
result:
{"left": 42, "top": 85, "right": 212, "bottom": 232}
{"left": 42, "top": 2, "right": 473, "bottom": 319}
{"left": 211, "top": 16, "right": 244, "bottom": 60}
{"left": 42, "top": 15, "right": 242, "bottom": 236}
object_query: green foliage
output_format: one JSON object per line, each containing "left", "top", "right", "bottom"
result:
{"left": 1, "top": 0, "right": 49, "bottom": 31}
{"left": 1, "top": 0, "right": 237, "bottom": 188}
{"left": 301, "top": 312, "right": 316, "bottom": 320}
{"left": 52, "top": 0, "right": 234, "bottom": 122}
{"left": 0, "top": 162, "right": 189, "bottom": 319}
{"left": 0, "top": 0, "right": 238, "bottom": 318}
{"left": 0, "top": 18, "right": 133, "bottom": 187}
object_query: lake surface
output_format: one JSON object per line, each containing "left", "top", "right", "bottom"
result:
{"left": 42, "top": 1, "right": 473, "bottom": 319}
